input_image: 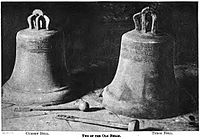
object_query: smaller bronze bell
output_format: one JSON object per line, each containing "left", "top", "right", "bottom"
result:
{"left": 102, "top": 7, "right": 180, "bottom": 119}
{"left": 2, "top": 9, "right": 71, "bottom": 105}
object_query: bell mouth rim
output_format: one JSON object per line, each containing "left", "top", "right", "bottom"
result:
{"left": 102, "top": 86, "right": 180, "bottom": 119}
{"left": 4, "top": 82, "right": 70, "bottom": 94}
{"left": 2, "top": 83, "right": 72, "bottom": 105}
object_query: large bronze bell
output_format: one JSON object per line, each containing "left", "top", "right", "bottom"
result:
{"left": 2, "top": 9, "right": 71, "bottom": 105}
{"left": 102, "top": 7, "right": 180, "bottom": 119}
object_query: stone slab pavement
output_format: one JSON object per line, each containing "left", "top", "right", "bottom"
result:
{"left": 2, "top": 90, "right": 198, "bottom": 131}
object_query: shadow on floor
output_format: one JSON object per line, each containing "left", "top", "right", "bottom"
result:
{"left": 43, "top": 62, "right": 117, "bottom": 106}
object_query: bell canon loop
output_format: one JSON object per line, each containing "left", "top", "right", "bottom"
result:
{"left": 102, "top": 7, "right": 180, "bottom": 119}
{"left": 2, "top": 9, "right": 71, "bottom": 105}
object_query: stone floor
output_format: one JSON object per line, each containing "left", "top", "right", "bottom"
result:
{"left": 2, "top": 64, "right": 199, "bottom": 131}
{"left": 2, "top": 91, "right": 199, "bottom": 131}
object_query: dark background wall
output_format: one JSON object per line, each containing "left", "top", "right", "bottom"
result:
{"left": 1, "top": 2, "right": 198, "bottom": 85}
